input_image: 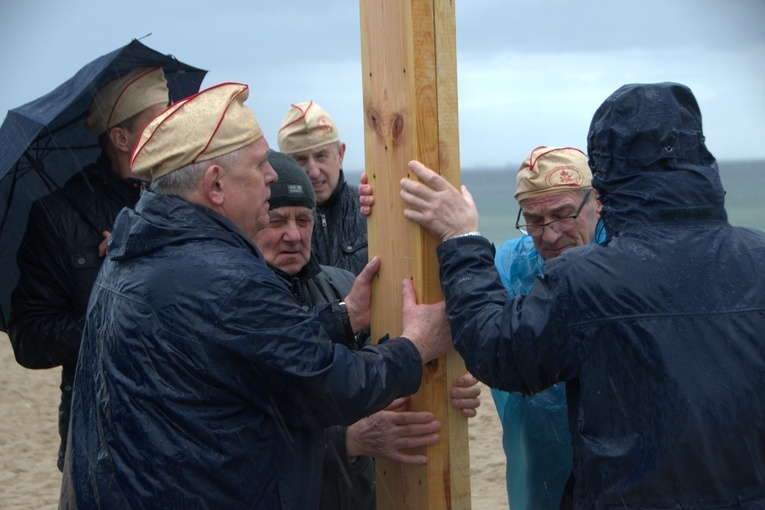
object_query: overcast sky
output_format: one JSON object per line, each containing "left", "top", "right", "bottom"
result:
{"left": 1, "top": 0, "right": 763, "bottom": 171}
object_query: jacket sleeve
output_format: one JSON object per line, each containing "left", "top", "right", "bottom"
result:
{"left": 313, "top": 301, "right": 355, "bottom": 346}
{"left": 8, "top": 202, "right": 87, "bottom": 369}
{"left": 215, "top": 272, "right": 423, "bottom": 429}
{"left": 437, "top": 236, "right": 573, "bottom": 395}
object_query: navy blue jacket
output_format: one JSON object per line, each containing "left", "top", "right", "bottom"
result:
{"left": 437, "top": 83, "right": 765, "bottom": 508}
{"left": 271, "top": 258, "right": 376, "bottom": 510}
{"left": 60, "top": 191, "right": 422, "bottom": 509}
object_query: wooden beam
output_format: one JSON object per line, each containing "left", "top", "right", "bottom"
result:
{"left": 360, "top": 1, "right": 470, "bottom": 508}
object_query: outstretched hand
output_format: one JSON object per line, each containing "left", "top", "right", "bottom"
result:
{"left": 400, "top": 161, "right": 480, "bottom": 241}
{"left": 345, "top": 372, "right": 481, "bottom": 464}
{"left": 345, "top": 397, "right": 441, "bottom": 464}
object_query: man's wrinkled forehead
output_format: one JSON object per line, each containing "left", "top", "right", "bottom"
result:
{"left": 292, "top": 141, "right": 339, "bottom": 159}
{"left": 520, "top": 189, "right": 588, "bottom": 215}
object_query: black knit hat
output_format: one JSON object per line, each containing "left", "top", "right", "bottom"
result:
{"left": 267, "top": 150, "right": 316, "bottom": 210}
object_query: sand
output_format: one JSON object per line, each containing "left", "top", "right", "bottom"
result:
{"left": 0, "top": 332, "right": 508, "bottom": 509}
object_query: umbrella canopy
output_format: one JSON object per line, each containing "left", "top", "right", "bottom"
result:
{"left": 0, "top": 39, "right": 207, "bottom": 331}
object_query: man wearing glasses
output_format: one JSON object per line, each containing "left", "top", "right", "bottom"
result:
{"left": 358, "top": 145, "right": 603, "bottom": 509}
{"left": 396, "top": 82, "right": 765, "bottom": 507}
{"left": 493, "top": 146, "right": 603, "bottom": 510}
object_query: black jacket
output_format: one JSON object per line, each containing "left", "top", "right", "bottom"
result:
{"left": 312, "top": 171, "right": 368, "bottom": 275}
{"left": 271, "top": 257, "right": 376, "bottom": 510}
{"left": 61, "top": 191, "right": 422, "bottom": 509}
{"left": 8, "top": 152, "right": 142, "bottom": 470}
{"left": 437, "top": 83, "right": 765, "bottom": 508}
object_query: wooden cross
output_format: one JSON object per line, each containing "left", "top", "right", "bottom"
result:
{"left": 360, "top": 0, "right": 471, "bottom": 508}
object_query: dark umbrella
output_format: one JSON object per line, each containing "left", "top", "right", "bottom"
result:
{"left": 0, "top": 39, "right": 207, "bottom": 331}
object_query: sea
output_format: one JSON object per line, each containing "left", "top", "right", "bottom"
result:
{"left": 348, "top": 160, "right": 765, "bottom": 246}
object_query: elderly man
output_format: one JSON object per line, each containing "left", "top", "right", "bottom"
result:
{"left": 60, "top": 83, "right": 452, "bottom": 509}
{"left": 492, "top": 146, "right": 603, "bottom": 510}
{"left": 278, "top": 101, "right": 367, "bottom": 274}
{"left": 8, "top": 66, "right": 170, "bottom": 471}
{"left": 256, "top": 150, "right": 480, "bottom": 510}
{"left": 358, "top": 146, "right": 602, "bottom": 508}
{"left": 397, "top": 82, "right": 765, "bottom": 507}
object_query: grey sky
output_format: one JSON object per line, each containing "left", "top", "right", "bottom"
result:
{"left": 1, "top": 0, "right": 763, "bottom": 171}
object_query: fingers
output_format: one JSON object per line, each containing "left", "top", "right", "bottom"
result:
{"left": 406, "top": 160, "right": 436, "bottom": 185}
{"left": 399, "top": 184, "right": 434, "bottom": 211}
{"left": 359, "top": 191, "right": 374, "bottom": 217}
{"left": 407, "top": 160, "right": 452, "bottom": 192}
{"left": 451, "top": 383, "right": 481, "bottom": 399}
{"left": 394, "top": 451, "right": 430, "bottom": 465}
{"left": 454, "top": 372, "right": 480, "bottom": 390}
{"left": 383, "top": 396, "right": 410, "bottom": 411}
{"left": 450, "top": 372, "right": 481, "bottom": 418}
{"left": 351, "top": 409, "right": 441, "bottom": 463}
{"left": 460, "top": 185, "right": 477, "bottom": 207}
{"left": 98, "top": 231, "right": 111, "bottom": 258}
{"left": 457, "top": 405, "right": 479, "bottom": 419}
{"left": 357, "top": 256, "right": 380, "bottom": 284}
{"left": 401, "top": 278, "right": 417, "bottom": 308}
{"left": 358, "top": 173, "right": 374, "bottom": 217}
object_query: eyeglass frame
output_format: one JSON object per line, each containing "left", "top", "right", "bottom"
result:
{"left": 515, "top": 189, "right": 593, "bottom": 237}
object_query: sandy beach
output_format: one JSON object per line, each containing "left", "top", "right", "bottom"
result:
{"left": 0, "top": 331, "right": 508, "bottom": 509}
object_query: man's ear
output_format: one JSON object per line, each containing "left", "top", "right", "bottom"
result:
{"left": 202, "top": 165, "right": 226, "bottom": 206}
{"left": 108, "top": 127, "right": 131, "bottom": 153}
{"left": 592, "top": 189, "right": 603, "bottom": 214}
{"left": 337, "top": 142, "right": 347, "bottom": 164}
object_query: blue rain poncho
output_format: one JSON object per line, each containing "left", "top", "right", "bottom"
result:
{"left": 492, "top": 224, "right": 604, "bottom": 510}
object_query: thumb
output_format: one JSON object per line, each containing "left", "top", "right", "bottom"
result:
{"left": 357, "top": 256, "right": 380, "bottom": 284}
{"left": 402, "top": 278, "right": 417, "bottom": 308}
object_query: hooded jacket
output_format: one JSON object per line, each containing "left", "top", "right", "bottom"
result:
{"left": 60, "top": 191, "right": 422, "bottom": 509}
{"left": 436, "top": 83, "right": 765, "bottom": 508}
{"left": 312, "top": 171, "right": 368, "bottom": 275}
{"left": 8, "top": 152, "right": 142, "bottom": 470}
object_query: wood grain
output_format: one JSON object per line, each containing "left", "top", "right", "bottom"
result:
{"left": 360, "top": 0, "right": 470, "bottom": 508}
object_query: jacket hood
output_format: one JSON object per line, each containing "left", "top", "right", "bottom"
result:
{"left": 108, "top": 191, "right": 257, "bottom": 261}
{"left": 587, "top": 82, "right": 727, "bottom": 237}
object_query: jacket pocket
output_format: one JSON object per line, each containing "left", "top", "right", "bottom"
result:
{"left": 339, "top": 232, "right": 368, "bottom": 255}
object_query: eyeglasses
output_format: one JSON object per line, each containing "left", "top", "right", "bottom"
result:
{"left": 515, "top": 190, "right": 592, "bottom": 237}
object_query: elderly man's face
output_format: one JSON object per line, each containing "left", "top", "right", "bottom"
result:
{"left": 223, "top": 138, "right": 277, "bottom": 240}
{"left": 253, "top": 206, "right": 314, "bottom": 276}
{"left": 124, "top": 103, "right": 168, "bottom": 152}
{"left": 289, "top": 141, "right": 346, "bottom": 206}
{"left": 519, "top": 189, "right": 601, "bottom": 260}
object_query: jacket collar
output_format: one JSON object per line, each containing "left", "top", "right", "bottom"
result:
{"left": 319, "top": 170, "right": 347, "bottom": 210}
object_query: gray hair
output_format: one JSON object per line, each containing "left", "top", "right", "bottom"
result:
{"left": 149, "top": 146, "right": 246, "bottom": 195}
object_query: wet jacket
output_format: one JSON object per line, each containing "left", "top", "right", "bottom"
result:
{"left": 271, "top": 257, "right": 376, "bottom": 510}
{"left": 491, "top": 225, "right": 604, "bottom": 510}
{"left": 437, "top": 83, "right": 765, "bottom": 508}
{"left": 8, "top": 152, "right": 142, "bottom": 470}
{"left": 312, "top": 171, "right": 368, "bottom": 275}
{"left": 60, "top": 191, "right": 422, "bottom": 510}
